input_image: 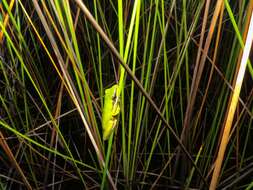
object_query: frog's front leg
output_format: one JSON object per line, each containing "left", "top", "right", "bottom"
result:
{"left": 112, "top": 104, "right": 120, "bottom": 117}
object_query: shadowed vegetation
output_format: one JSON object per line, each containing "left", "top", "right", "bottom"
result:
{"left": 0, "top": 0, "right": 252, "bottom": 189}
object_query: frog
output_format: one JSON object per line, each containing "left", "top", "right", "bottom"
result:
{"left": 102, "top": 84, "right": 120, "bottom": 140}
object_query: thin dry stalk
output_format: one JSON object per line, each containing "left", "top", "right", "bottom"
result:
{"left": 210, "top": 8, "right": 253, "bottom": 190}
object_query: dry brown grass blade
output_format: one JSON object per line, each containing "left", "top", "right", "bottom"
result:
{"left": 43, "top": 8, "right": 80, "bottom": 178}
{"left": 191, "top": 38, "right": 253, "bottom": 119}
{"left": 230, "top": 2, "right": 253, "bottom": 91}
{"left": 209, "top": 4, "right": 253, "bottom": 190}
{"left": 182, "top": 0, "right": 224, "bottom": 139}
{"left": 180, "top": 0, "right": 211, "bottom": 139}
{"left": 0, "top": 0, "right": 15, "bottom": 43}
{"left": 40, "top": 1, "right": 102, "bottom": 150}
{"left": 30, "top": 0, "right": 104, "bottom": 163}
{"left": 44, "top": 8, "right": 82, "bottom": 181}
{"left": 26, "top": 0, "right": 113, "bottom": 188}
{"left": 173, "top": 0, "right": 224, "bottom": 184}
{"left": 194, "top": 2, "right": 224, "bottom": 134}
{"left": 0, "top": 132, "right": 32, "bottom": 189}
{"left": 211, "top": 1, "right": 253, "bottom": 184}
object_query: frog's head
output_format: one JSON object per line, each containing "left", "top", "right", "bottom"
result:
{"left": 105, "top": 85, "right": 118, "bottom": 102}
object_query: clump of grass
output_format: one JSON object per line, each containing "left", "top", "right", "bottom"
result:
{"left": 0, "top": 0, "right": 252, "bottom": 189}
